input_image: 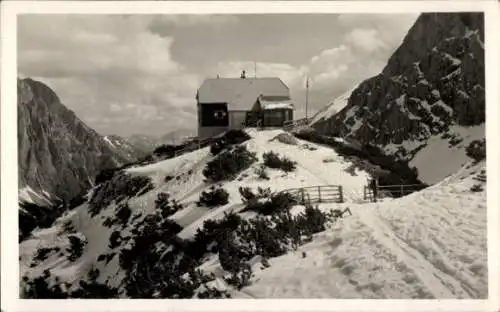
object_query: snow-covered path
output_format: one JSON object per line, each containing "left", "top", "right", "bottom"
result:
{"left": 233, "top": 162, "right": 487, "bottom": 299}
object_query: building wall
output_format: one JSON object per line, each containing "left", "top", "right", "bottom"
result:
{"left": 262, "top": 109, "right": 293, "bottom": 127}
{"left": 229, "top": 111, "right": 247, "bottom": 129}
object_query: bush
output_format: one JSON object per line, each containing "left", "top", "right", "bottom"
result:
{"left": 466, "top": 139, "right": 486, "bottom": 163}
{"left": 66, "top": 235, "right": 86, "bottom": 262}
{"left": 197, "top": 186, "right": 229, "bottom": 208}
{"left": 116, "top": 202, "right": 132, "bottom": 226}
{"left": 33, "top": 247, "right": 57, "bottom": 262}
{"left": 262, "top": 151, "right": 297, "bottom": 172}
{"left": 109, "top": 231, "right": 122, "bottom": 249}
{"left": 21, "top": 273, "right": 68, "bottom": 299}
{"left": 155, "top": 192, "right": 182, "bottom": 218}
{"left": 254, "top": 164, "right": 270, "bottom": 180}
{"left": 210, "top": 141, "right": 225, "bottom": 156}
{"left": 88, "top": 172, "right": 154, "bottom": 217}
{"left": 203, "top": 145, "right": 257, "bottom": 182}
{"left": 470, "top": 184, "right": 483, "bottom": 192}
{"left": 241, "top": 189, "right": 297, "bottom": 215}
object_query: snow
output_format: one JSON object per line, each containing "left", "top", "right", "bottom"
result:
{"left": 230, "top": 162, "right": 486, "bottom": 298}
{"left": 261, "top": 102, "right": 294, "bottom": 110}
{"left": 310, "top": 86, "right": 357, "bottom": 125}
{"left": 103, "top": 136, "right": 115, "bottom": 148}
{"left": 410, "top": 124, "right": 485, "bottom": 184}
{"left": 19, "top": 186, "right": 53, "bottom": 207}
{"left": 19, "top": 129, "right": 487, "bottom": 300}
{"left": 443, "top": 52, "right": 462, "bottom": 66}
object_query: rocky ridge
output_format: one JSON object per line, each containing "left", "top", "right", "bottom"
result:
{"left": 312, "top": 13, "right": 485, "bottom": 163}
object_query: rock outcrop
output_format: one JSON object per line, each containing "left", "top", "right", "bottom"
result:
{"left": 313, "top": 13, "right": 484, "bottom": 162}
{"left": 18, "top": 78, "right": 130, "bottom": 204}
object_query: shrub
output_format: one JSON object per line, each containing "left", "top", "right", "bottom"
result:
{"left": 466, "top": 139, "right": 486, "bottom": 163}
{"left": 210, "top": 141, "right": 225, "bottom": 156}
{"left": 21, "top": 273, "right": 68, "bottom": 299}
{"left": 242, "top": 190, "right": 297, "bottom": 215}
{"left": 109, "top": 231, "right": 122, "bottom": 249}
{"left": 262, "top": 151, "right": 296, "bottom": 172}
{"left": 470, "top": 184, "right": 483, "bottom": 192}
{"left": 69, "top": 280, "right": 118, "bottom": 298}
{"left": 94, "top": 168, "right": 118, "bottom": 185}
{"left": 67, "top": 235, "right": 86, "bottom": 262}
{"left": 254, "top": 164, "right": 270, "bottom": 180}
{"left": 153, "top": 144, "right": 184, "bottom": 158}
{"left": 197, "top": 186, "right": 229, "bottom": 208}
{"left": 116, "top": 202, "right": 132, "bottom": 226}
{"left": 33, "top": 247, "right": 56, "bottom": 262}
{"left": 155, "top": 192, "right": 182, "bottom": 218}
{"left": 203, "top": 145, "right": 257, "bottom": 182}
{"left": 88, "top": 172, "right": 154, "bottom": 217}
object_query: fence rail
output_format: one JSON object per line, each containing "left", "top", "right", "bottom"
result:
{"left": 363, "top": 183, "right": 427, "bottom": 202}
{"left": 173, "top": 137, "right": 213, "bottom": 157}
{"left": 281, "top": 185, "right": 344, "bottom": 205}
{"left": 283, "top": 118, "right": 311, "bottom": 132}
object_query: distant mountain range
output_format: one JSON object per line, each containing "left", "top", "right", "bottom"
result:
{"left": 124, "top": 129, "right": 196, "bottom": 154}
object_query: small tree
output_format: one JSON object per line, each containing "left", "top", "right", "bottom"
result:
{"left": 197, "top": 186, "right": 230, "bottom": 208}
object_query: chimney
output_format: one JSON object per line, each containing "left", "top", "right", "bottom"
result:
{"left": 240, "top": 70, "right": 246, "bottom": 79}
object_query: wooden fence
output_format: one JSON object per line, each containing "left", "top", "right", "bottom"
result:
{"left": 363, "top": 183, "right": 427, "bottom": 202}
{"left": 283, "top": 118, "right": 311, "bottom": 132}
{"left": 282, "top": 185, "right": 344, "bottom": 205}
{"left": 173, "top": 137, "right": 213, "bottom": 157}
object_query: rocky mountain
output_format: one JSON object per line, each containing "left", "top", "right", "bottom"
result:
{"left": 126, "top": 134, "right": 159, "bottom": 154}
{"left": 18, "top": 78, "right": 130, "bottom": 205}
{"left": 312, "top": 13, "right": 485, "bottom": 183}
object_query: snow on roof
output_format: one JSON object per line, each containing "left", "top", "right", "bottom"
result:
{"left": 197, "top": 77, "right": 290, "bottom": 111}
{"left": 260, "top": 98, "right": 294, "bottom": 110}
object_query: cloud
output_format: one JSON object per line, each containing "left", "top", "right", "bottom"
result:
{"left": 17, "top": 14, "right": 418, "bottom": 136}
{"left": 344, "top": 29, "right": 385, "bottom": 52}
{"left": 148, "top": 15, "right": 239, "bottom": 37}
{"left": 18, "top": 15, "right": 200, "bottom": 136}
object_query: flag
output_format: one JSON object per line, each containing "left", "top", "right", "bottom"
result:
{"left": 306, "top": 77, "right": 309, "bottom": 88}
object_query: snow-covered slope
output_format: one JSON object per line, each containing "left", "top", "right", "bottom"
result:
{"left": 103, "top": 134, "right": 146, "bottom": 161}
{"left": 229, "top": 161, "right": 486, "bottom": 299}
{"left": 19, "top": 129, "right": 486, "bottom": 299}
{"left": 309, "top": 86, "right": 357, "bottom": 126}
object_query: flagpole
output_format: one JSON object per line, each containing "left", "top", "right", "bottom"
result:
{"left": 305, "top": 76, "right": 309, "bottom": 120}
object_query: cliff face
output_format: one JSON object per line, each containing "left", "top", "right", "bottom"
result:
{"left": 313, "top": 13, "right": 484, "bottom": 163}
{"left": 18, "top": 78, "right": 131, "bottom": 204}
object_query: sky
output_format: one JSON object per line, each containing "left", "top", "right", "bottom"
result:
{"left": 18, "top": 13, "right": 418, "bottom": 137}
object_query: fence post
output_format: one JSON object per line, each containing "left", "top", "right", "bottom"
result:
{"left": 338, "top": 185, "right": 343, "bottom": 203}
{"left": 318, "top": 186, "right": 321, "bottom": 203}
{"left": 301, "top": 189, "right": 305, "bottom": 205}
{"left": 400, "top": 185, "right": 403, "bottom": 197}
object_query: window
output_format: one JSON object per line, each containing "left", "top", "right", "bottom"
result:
{"left": 201, "top": 104, "right": 229, "bottom": 127}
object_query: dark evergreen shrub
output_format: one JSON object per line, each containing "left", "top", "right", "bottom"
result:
{"left": 88, "top": 172, "right": 154, "bottom": 217}
{"left": 116, "top": 202, "right": 132, "bottom": 226}
{"left": 197, "top": 186, "right": 230, "bottom": 208}
{"left": 263, "top": 151, "right": 297, "bottom": 172}
{"left": 466, "top": 139, "right": 486, "bottom": 163}
{"left": 109, "top": 230, "right": 122, "bottom": 249}
{"left": 66, "top": 235, "right": 85, "bottom": 262}
{"left": 202, "top": 145, "right": 257, "bottom": 182}
{"left": 155, "top": 192, "right": 182, "bottom": 218}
